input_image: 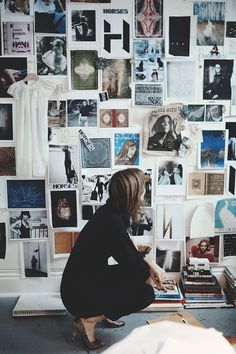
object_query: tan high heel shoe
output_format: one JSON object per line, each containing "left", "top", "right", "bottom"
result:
{"left": 71, "top": 318, "right": 105, "bottom": 350}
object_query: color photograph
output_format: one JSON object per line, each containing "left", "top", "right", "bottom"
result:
{"left": 7, "top": 180, "right": 45, "bottom": 208}
{"left": 48, "top": 100, "right": 66, "bottom": 128}
{"left": 186, "top": 236, "right": 220, "bottom": 263}
{"left": 113, "top": 132, "right": 141, "bottom": 168}
{"left": 199, "top": 130, "right": 226, "bottom": 169}
{"left": 134, "top": 0, "right": 163, "bottom": 38}
{"left": 100, "top": 109, "right": 129, "bottom": 128}
{"left": 35, "top": 0, "right": 66, "bottom": 34}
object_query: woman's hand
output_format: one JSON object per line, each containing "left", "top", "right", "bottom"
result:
{"left": 145, "top": 260, "right": 165, "bottom": 289}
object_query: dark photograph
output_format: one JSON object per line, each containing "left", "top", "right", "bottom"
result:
{"left": 0, "top": 57, "right": 27, "bottom": 97}
{"left": 183, "top": 104, "right": 205, "bottom": 122}
{"left": 22, "top": 241, "right": 48, "bottom": 277}
{"left": 0, "top": 223, "right": 6, "bottom": 259}
{"left": 7, "top": 180, "right": 46, "bottom": 208}
{"left": 226, "top": 122, "right": 236, "bottom": 161}
{"left": 0, "top": 103, "right": 13, "bottom": 140}
{"left": 156, "top": 246, "right": 181, "bottom": 272}
{"left": 71, "top": 10, "right": 96, "bottom": 42}
{"left": 0, "top": 147, "right": 16, "bottom": 176}
{"left": 35, "top": 0, "right": 66, "bottom": 34}
{"left": 50, "top": 190, "right": 77, "bottom": 228}
{"left": 169, "top": 16, "right": 190, "bottom": 56}
{"left": 226, "top": 21, "right": 236, "bottom": 38}
{"left": 67, "top": 99, "right": 97, "bottom": 127}
{"left": 223, "top": 234, "right": 236, "bottom": 257}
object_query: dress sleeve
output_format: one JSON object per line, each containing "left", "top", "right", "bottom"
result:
{"left": 107, "top": 214, "right": 150, "bottom": 284}
{"left": 7, "top": 82, "right": 19, "bottom": 98}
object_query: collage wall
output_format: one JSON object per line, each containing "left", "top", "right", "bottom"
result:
{"left": 0, "top": 0, "right": 236, "bottom": 292}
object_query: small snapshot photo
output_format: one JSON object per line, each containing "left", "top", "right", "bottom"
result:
{"left": 81, "top": 138, "right": 111, "bottom": 169}
{"left": 102, "top": 59, "right": 131, "bottom": 99}
{"left": 4, "top": 0, "right": 30, "bottom": 15}
{"left": 50, "top": 190, "right": 78, "bottom": 228}
{"left": 3, "top": 22, "right": 34, "bottom": 56}
{"left": 226, "top": 21, "right": 236, "bottom": 38}
{"left": 54, "top": 231, "right": 79, "bottom": 257}
{"left": 199, "top": 130, "right": 226, "bottom": 169}
{"left": 157, "top": 159, "right": 184, "bottom": 186}
{"left": 215, "top": 198, "right": 236, "bottom": 233}
{"left": 143, "top": 168, "right": 152, "bottom": 207}
{"left": 0, "top": 223, "right": 6, "bottom": 259}
{"left": 70, "top": 9, "right": 96, "bottom": 42}
{"left": 99, "top": 109, "right": 129, "bottom": 128}
{"left": 223, "top": 234, "right": 236, "bottom": 257}
{"left": 129, "top": 208, "right": 153, "bottom": 236}
{"left": 205, "top": 104, "right": 223, "bottom": 122}
{"left": 35, "top": 0, "right": 66, "bottom": 34}
{"left": 134, "top": 84, "right": 162, "bottom": 106}
{"left": 7, "top": 180, "right": 46, "bottom": 209}
{"left": 226, "top": 122, "right": 236, "bottom": 161}
{"left": 48, "top": 100, "right": 66, "bottom": 128}
{"left": 82, "top": 173, "right": 112, "bottom": 204}
{"left": 0, "top": 147, "right": 16, "bottom": 176}
{"left": 113, "top": 132, "right": 141, "bottom": 168}
{"left": 0, "top": 57, "right": 27, "bottom": 98}
{"left": 67, "top": 99, "right": 97, "bottom": 127}
{"left": 182, "top": 104, "right": 205, "bottom": 122}
{"left": 22, "top": 241, "right": 48, "bottom": 278}
{"left": 9, "top": 210, "right": 48, "bottom": 240}
{"left": 155, "top": 240, "right": 184, "bottom": 272}
{"left": 36, "top": 36, "right": 67, "bottom": 76}
{"left": 70, "top": 50, "right": 98, "bottom": 90}
{"left": 186, "top": 236, "right": 220, "bottom": 263}
{"left": 0, "top": 103, "right": 13, "bottom": 141}
{"left": 49, "top": 145, "right": 78, "bottom": 188}
{"left": 203, "top": 59, "right": 234, "bottom": 100}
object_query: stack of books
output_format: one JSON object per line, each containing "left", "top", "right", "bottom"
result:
{"left": 224, "top": 266, "right": 236, "bottom": 306}
{"left": 179, "top": 267, "right": 227, "bottom": 308}
{"left": 150, "top": 280, "right": 184, "bottom": 311}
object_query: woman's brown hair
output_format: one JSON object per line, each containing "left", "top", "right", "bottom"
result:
{"left": 108, "top": 168, "right": 145, "bottom": 223}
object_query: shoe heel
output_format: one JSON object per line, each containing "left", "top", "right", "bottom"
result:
{"left": 70, "top": 322, "right": 78, "bottom": 342}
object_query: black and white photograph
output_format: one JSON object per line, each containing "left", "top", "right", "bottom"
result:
{"left": 168, "top": 16, "right": 191, "bottom": 57}
{"left": 223, "top": 234, "right": 236, "bottom": 257}
{"left": 0, "top": 223, "right": 6, "bottom": 259}
{"left": 21, "top": 241, "right": 48, "bottom": 277}
{"left": 50, "top": 190, "right": 78, "bottom": 228}
{"left": 156, "top": 159, "right": 185, "bottom": 196}
{"left": 0, "top": 147, "right": 16, "bottom": 176}
{"left": 129, "top": 208, "right": 153, "bottom": 236}
{"left": 81, "top": 173, "right": 112, "bottom": 204}
{"left": 49, "top": 145, "right": 78, "bottom": 188}
{"left": 48, "top": 100, "right": 66, "bottom": 128}
{"left": 36, "top": 36, "right": 67, "bottom": 76}
{"left": 155, "top": 240, "right": 184, "bottom": 272}
{"left": 35, "top": 0, "right": 66, "bottom": 34}
{"left": 134, "top": 84, "right": 162, "bottom": 106}
{"left": 226, "top": 122, "right": 236, "bottom": 160}
{"left": 67, "top": 99, "right": 97, "bottom": 127}
{"left": 182, "top": 104, "right": 205, "bottom": 122}
{"left": 3, "top": 22, "right": 34, "bottom": 56}
{"left": 4, "top": 0, "right": 30, "bottom": 15}
{"left": 9, "top": 210, "right": 48, "bottom": 240}
{"left": 0, "top": 103, "right": 13, "bottom": 140}
{"left": 81, "top": 138, "right": 111, "bottom": 169}
{"left": 205, "top": 104, "right": 223, "bottom": 122}
{"left": 186, "top": 236, "right": 220, "bottom": 263}
{"left": 81, "top": 204, "right": 101, "bottom": 221}
{"left": 226, "top": 21, "right": 236, "bottom": 38}
{"left": 70, "top": 9, "right": 96, "bottom": 42}
{"left": 143, "top": 168, "right": 152, "bottom": 207}
{"left": 0, "top": 57, "right": 27, "bottom": 98}
{"left": 203, "top": 59, "right": 234, "bottom": 100}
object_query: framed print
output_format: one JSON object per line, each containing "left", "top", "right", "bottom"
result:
{"left": 48, "top": 100, "right": 66, "bottom": 128}
{"left": 0, "top": 57, "right": 27, "bottom": 98}
{"left": 67, "top": 99, "right": 97, "bottom": 128}
{"left": 215, "top": 198, "right": 236, "bottom": 233}
{"left": 7, "top": 179, "right": 46, "bottom": 208}
{"left": 50, "top": 190, "right": 78, "bottom": 228}
{"left": 53, "top": 231, "right": 80, "bottom": 258}
{"left": 81, "top": 137, "right": 111, "bottom": 169}
{"left": 9, "top": 210, "right": 48, "bottom": 240}
{"left": 21, "top": 241, "right": 48, "bottom": 278}
{"left": 134, "top": 84, "right": 162, "bottom": 106}
{"left": 113, "top": 131, "right": 141, "bottom": 168}
{"left": 0, "top": 147, "right": 16, "bottom": 176}
{"left": 35, "top": 0, "right": 66, "bottom": 34}
{"left": 134, "top": 0, "right": 163, "bottom": 38}
{"left": 81, "top": 172, "right": 112, "bottom": 204}
{"left": 3, "top": 22, "right": 34, "bottom": 56}
{"left": 70, "top": 50, "right": 98, "bottom": 90}
{"left": 0, "top": 103, "right": 13, "bottom": 141}
{"left": 186, "top": 236, "right": 220, "bottom": 263}
{"left": 99, "top": 109, "right": 129, "bottom": 128}
{"left": 0, "top": 223, "right": 6, "bottom": 259}
{"left": 156, "top": 158, "right": 185, "bottom": 196}
{"left": 198, "top": 130, "right": 226, "bottom": 169}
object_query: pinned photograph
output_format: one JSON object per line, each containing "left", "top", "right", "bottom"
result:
{"left": 156, "top": 159, "right": 185, "bottom": 196}
{"left": 35, "top": 0, "right": 66, "bottom": 34}
{"left": 70, "top": 50, "right": 98, "bottom": 90}
{"left": 9, "top": 210, "right": 48, "bottom": 240}
{"left": 50, "top": 190, "right": 78, "bottom": 228}
{"left": 70, "top": 9, "right": 96, "bottom": 42}
{"left": 99, "top": 91, "right": 109, "bottom": 102}
{"left": 155, "top": 240, "right": 184, "bottom": 272}
{"left": 0, "top": 147, "right": 16, "bottom": 176}
{"left": 143, "top": 103, "right": 184, "bottom": 155}
{"left": 226, "top": 21, "right": 236, "bottom": 38}
{"left": 205, "top": 104, "right": 223, "bottom": 122}
{"left": 113, "top": 132, "right": 141, "bottom": 168}
{"left": 49, "top": 145, "right": 78, "bottom": 188}
{"left": 54, "top": 231, "right": 80, "bottom": 257}
{"left": 100, "top": 109, "right": 129, "bottom": 128}
{"left": 223, "top": 234, "right": 236, "bottom": 257}
{"left": 199, "top": 130, "right": 226, "bottom": 169}
{"left": 134, "top": 0, "right": 163, "bottom": 38}
{"left": 36, "top": 36, "right": 67, "bottom": 76}
{"left": 168, "top": 16, "right": 191, "bottom": 57}
{"left": 67, "top": 99, "right": 97, "bottom": 128}
{"left": 182, "top": 104, "right": 205, "bottom": 122}
{"left": 82, "top": 173, "right": 112, "bottom": 204}
{"left": 228, "top": 165, "right": 236, "bottom": 195}
{"left": 0, "top": 103, "right": 13, "bottom": 141}
{"left": 3, "top": 22, "right": 34, "bottom": 56}
{"left": 128, "top": 208, "right": 153, "bottom": 236}
{"left": 81, "top": 137, "right": 111, "bottom": 169}
{"left": 4, "top": 0, "right": 30, "bottom": 15}
{"left": 134, "top": 84, "right": 162, "bottom": 106}
{"left": 7, "top": 180, "right": 46, "bottom": 208}
{"left": 156, "top": 203, "right": 185, "bottom": 239}
{"left": 215, "top": 198, "right": 236, "bottom": 233}
{"left": 226, "top": 122, "right": 236, "bottom": 161}
{"left": 186, "top": 236, "right": 220, "bottom": 263}
{"left": 21, "top": 241, "right": 48, "bottom": 278}
{"left": 0, "top": 223, "right": 6, "bottom": 259}
{"left": 187, "top": 172, "right": 224, "bottom": 196}
{"left": 48, "top": 100, "right": 66, "bottom": 128}
{"left": 0, "top": 57, "right": 27, "bottom": 98}
{"left": 143, "top": 168, "right": 152, "bottom": 207}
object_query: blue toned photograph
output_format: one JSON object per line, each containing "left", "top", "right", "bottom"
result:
{"left": 7, "top": 180, "right": 46, "bottom": 208}
{"left": 114, "top": 132, "right": 140, "bottom": 167}
{"left": 199, "top": 130, "right": 226, "bottom": 169}
{"left": 215, "top": 198, "right": 236, "bottom": 233}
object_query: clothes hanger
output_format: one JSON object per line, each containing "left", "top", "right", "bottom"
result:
{"left": 23, "top": 73, "right": 39, "bottom": 82}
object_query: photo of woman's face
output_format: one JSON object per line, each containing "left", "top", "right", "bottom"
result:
{"left": 160, "top": 117, "right": 171, "bottom": 133}
{"left": 199, "top": 241, "right": 208, "bottom": 253}
{"left": 127, "top": 144, "right": 136, "bottom": 158}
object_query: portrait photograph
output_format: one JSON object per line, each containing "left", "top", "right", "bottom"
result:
{"left": 70, "top": 50, "right": 98, "bottom": 90}
{"left": 134, "top": 0, "right": 163, "bottom": 38}
{"left": 81, "top": 137, "right": 111, "bottom": 169}
{"left": 49, "top": 145, "right": 78, "bottom": 188}
{"left": 134, "top": 84, "right": 162, "bottom": 106}
{"left": 129, "top": 208, "right": 153, "bottom": 237}
{"left": 226, "top": 122, "right": 236, "bottom": 160}
{"left": 205, "top": 104, "right": 223, "bottom": 122}
{"left": 48, "top": 100, "right": 66, "bottom": 128}
{"left": 67, "top": 99, "right": 97, "bottom": 128}
{"left": 70, "top": 9, "right": 96, "bottom": 42}
{"left": 203, "top": 59, "right": 234, "bottom": 100}
{"left": 0, "top": 147, "right": 16, "bottom": 176}
{"left": 193, "top": 1, "right": 225, "bottom": 46}
{"left": 182, "top": 104, "right": 205, "bottom": 122}
{"left": 4, "top": 0, "right": 30, "bottom": 15}
{"left": 50, "top": 190, "right": 78, "bottom": 228}
{"left": 99, "top": 109, "right": 129, "bottom": 128}
{"left": 199, "top": 129, "right": 226, "bottom": 169}
{"left": 81, "top": 173, "right": 112, "bottom": 204}
{"left": 223, "top": 234, "right": 236, "bottom": 257}
{"left": 186, "top": 236, "right": 220, "bottom": 263}
{"left": 9, "top": 210, "right": 48, "bottom": 240}
{"left": 21, "top": 241, "right": 48, "bottom": 278}
{"left": 156, "top": 203, "right": 185, "bottom": 240}
{"left": 0, "top": 223, "right": 6, "bottom": 259}
{"left": 36, "top": 36, "right": 67, "bottom": 76}
{"left": 156, "top": 159, "right": 185, "bottom": 196}
{"left": 215, "top": 198, "right": 236, "bottom": 233}
{"left": 35, "top": 0, "right": 66, "bottom": 34}
{"left": 0, "top": 103, "right": 13, "bottom": 141}
{"left": 155, "top": 240, "right": 184, "bottom": 272}
{"left": 53, "top": 231, "right": 80, "bottom": 257}
{"left": 0, "top": 57, "right": 27, "bottom": 98}
{"left": 113, "top": 132, "right": 141, "bottom": 168}
{"left": 7, "top": 179, "right": 46, "bottom": 208}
